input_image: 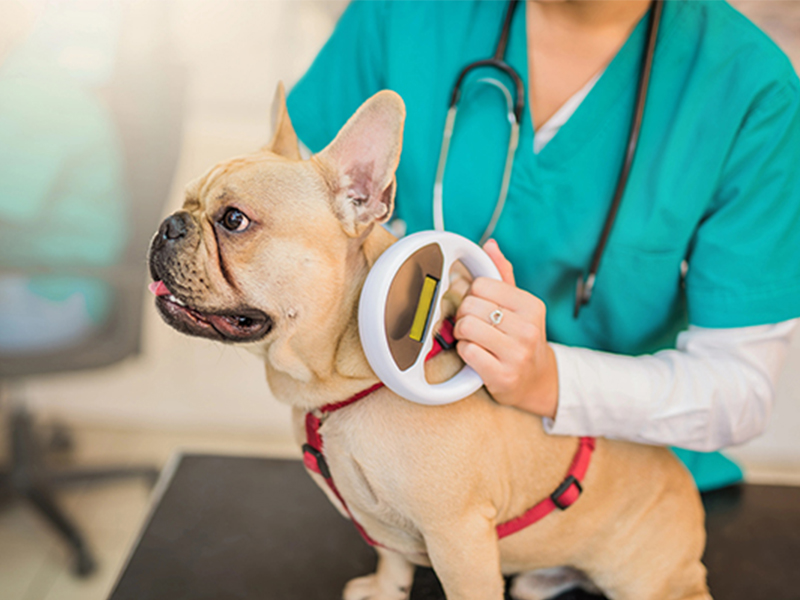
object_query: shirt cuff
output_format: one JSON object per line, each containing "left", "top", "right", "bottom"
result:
{"left": 542, "top": 343, "right": 591, "bottom": 436}
{"left": 541, "top": 342, "right": 664, "bottom": 441}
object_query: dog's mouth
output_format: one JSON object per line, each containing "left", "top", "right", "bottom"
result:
{"left": 149, "top": 281, "right": 273, "bottom": 343}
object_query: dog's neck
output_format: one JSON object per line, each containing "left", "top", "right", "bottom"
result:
{"left": 260, "top": 225, "right": 397, "bottom": 411}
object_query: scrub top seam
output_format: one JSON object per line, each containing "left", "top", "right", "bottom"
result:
{"left": 704, "top": 75, "right": 800, "bottom": 217}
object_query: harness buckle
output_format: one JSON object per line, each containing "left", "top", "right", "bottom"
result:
{"left": 550, "top": 475, "right": 582, "bottom": 510}
{"left": 302, "top": 444, "right": 331, "bottom": 479}
{"left": 434, "top": 332, "right": 454, "bottom": 351}
{"left": 434, "top": 318, "right": 457, "bottom": 351}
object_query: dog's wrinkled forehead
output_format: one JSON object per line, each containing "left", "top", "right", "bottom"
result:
{"left": 184, "top": 154, "right": 329, "bottom": 223}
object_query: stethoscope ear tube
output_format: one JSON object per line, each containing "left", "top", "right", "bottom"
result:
{"left": 434, "top": 90, "right": 520, "bottom": 244}
{"left": 436, "top": 1, "right": 524, "bottom": 242}
{"left": 480, "top": 120, "right": 519, "bottom": 246}
{"left": 436, "top": 58, "right": 524, "bottom": 241}
{"left": 574, "top": 0, "right": 663, "bottom": 318}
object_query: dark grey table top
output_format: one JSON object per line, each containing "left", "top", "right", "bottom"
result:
{"left": 108, "top": 454, "right": 800, "bottom": 600}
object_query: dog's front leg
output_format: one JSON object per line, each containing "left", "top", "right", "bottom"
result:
{"left": 343, "top": 546, "right": 415, "bottom": 600}
{"left": 423, "top": 513, "right": 504, "bottom": 600}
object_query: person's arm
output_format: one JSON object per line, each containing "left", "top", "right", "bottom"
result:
{"left": 454, "top": 241, "right": 796, "bottom": 452}
{"left": 546, "top": 319, "right": 797, "bottom": 451}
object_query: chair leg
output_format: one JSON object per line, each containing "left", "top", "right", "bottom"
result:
{"left": 4, "top": 401, "right": 159, "bottom": 577}
{"left": 10, "top": 406, "right": 40, "bottom": 470}
{"left": 26, "top": 486, "right": 97, "bottom": 576}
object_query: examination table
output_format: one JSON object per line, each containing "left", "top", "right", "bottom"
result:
{"left": 107, "top": 454, "right": 800, "bottom": 600}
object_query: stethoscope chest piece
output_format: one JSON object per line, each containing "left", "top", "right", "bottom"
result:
{"left": 358, "top": 231, "right": 501, "bottom": 405}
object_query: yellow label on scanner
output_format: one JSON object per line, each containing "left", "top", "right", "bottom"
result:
{"left": 409, "top": 276, "right": 439, "bottom": 342}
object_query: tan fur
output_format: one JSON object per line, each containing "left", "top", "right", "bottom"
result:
{"left": 157, "top": 86, "right": 711, "bottom": 600}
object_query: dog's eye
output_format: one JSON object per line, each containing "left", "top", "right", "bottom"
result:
{"left": 220, "top": 208, "right": 250, "bottom": 232}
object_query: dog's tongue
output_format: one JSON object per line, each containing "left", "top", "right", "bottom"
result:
{"left": 149, "top": 281, "right": 171, "bottom": 297}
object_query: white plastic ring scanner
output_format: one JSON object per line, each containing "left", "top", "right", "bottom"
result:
{"left": 358, "top": 231, "right": 502, "bottom": 406}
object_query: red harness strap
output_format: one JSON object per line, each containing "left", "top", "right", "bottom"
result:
{"left": 495, "top": 436, "right": 595, "bottom": 539}
{"left": 304, "top": 406, "right": 383, "bottom": 546}
{"left": 302, "top": 319, "right": 595, "bottom": 547}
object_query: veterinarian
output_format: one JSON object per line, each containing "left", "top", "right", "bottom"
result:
{"left": 287, "top": 0, "right": 800, "bottom": 491}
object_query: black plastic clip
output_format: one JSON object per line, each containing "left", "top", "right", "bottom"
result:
{"left": 434, "top": 318, "right": 457, "bottom": 350}
{"left": 434, "top": 331, "right": 455, "bottom": 351}
{"left": 550, "top": 475, "right": 582, "bottom": 510}
{"left": 302, "top": 443, "right": 331, "bottom": 479}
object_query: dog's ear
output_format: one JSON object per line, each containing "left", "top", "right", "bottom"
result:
{"left": 316, "top": 90, "right": 405, "bottom": 237}
{"left": 265, "top": 82, "right": 301, "bottom": 160}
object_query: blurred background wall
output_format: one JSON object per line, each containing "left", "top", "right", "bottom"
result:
{"left": 4, "top": 0, "right": 800, "bottom": 469}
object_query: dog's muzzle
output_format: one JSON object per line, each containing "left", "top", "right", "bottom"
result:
{"left": 148, "top": 212, "right": 274, "bottom": 343}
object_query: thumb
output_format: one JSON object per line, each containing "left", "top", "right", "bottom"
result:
{"left": 483, "top": 239, "right": 515, "bottom": 286}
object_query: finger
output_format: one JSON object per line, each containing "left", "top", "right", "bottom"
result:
{"left": 456, "top": 294, "right": 496, "bottom": 322}
{"left": 443, "top": 272, "right": 471, "bottom": 311}
{"left": 456, "top": 294, "right": 526, "bottom": 338}
{"left": 453, "top": 314, "right": 519, "bottom": 362}
{"left": 456, "top": 340, "right": 504, "bottom": 386}
{"left": 469, "top": 277, "right": 544, "bottom": 319}
{"left": 483, "top": 239, "right": 515, "bottom": 286}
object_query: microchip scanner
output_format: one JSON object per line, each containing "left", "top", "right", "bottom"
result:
{"left": 358, "top": 231, "right": 502, "bottom": 406}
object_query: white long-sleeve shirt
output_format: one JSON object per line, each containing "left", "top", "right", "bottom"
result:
{"left": 544, "top": 319, "right": 798, "bottom": 451}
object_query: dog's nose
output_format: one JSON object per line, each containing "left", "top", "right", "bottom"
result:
{"left": 159, "top": 213, "right": 189, "bottom": 242}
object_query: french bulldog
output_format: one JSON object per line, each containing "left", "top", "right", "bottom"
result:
{"left": 148, "top": 84, "right": 710, "bottom": 600}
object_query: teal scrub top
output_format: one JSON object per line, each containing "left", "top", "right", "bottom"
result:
{"left": 288, "top": 0, "right": 800, "bottom": 492}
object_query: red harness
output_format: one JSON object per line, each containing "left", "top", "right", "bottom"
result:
{"left": 302, "top": 320, "right": 595, "bottom": 547}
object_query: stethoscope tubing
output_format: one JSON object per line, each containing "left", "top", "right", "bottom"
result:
{"left": 434, "top": 90, "right": 520, "bottom": 245}
{"left": 574, "top": 0, "right": 663, "bottom": 317}
{"left": 449, "top": 59, "right": 525, "bottom": 125}
{"left": 434, "top": 0, "right": 662, "bottom": 318}
{"left": 448, "top": 0, "right": 525, "bottom": 123}
{"left": 434, "top": 1, "right": 524, "bottom": 244}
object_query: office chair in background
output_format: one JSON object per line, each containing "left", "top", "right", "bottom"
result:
{"left": 0, "top": 2, "right": 185, "bottom": 576}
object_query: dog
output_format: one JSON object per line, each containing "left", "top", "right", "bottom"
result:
{"left": 148, "top": 84, "right": 711, "bottom": 600}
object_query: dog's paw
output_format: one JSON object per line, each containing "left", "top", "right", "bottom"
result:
{"left": 343, "top": 574, "right": 411, "bottom": 600}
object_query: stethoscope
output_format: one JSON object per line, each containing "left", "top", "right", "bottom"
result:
{"left": 433, "top": 0, "right": 663, "bottom": 319}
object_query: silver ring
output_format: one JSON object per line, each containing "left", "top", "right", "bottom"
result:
{"left": 489, "top": 309, "right": 504, "bottom": 326}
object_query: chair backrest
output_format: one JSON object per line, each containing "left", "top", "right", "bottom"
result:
{"left": 0, "top": 4, "right": 185, "bottom": 378}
